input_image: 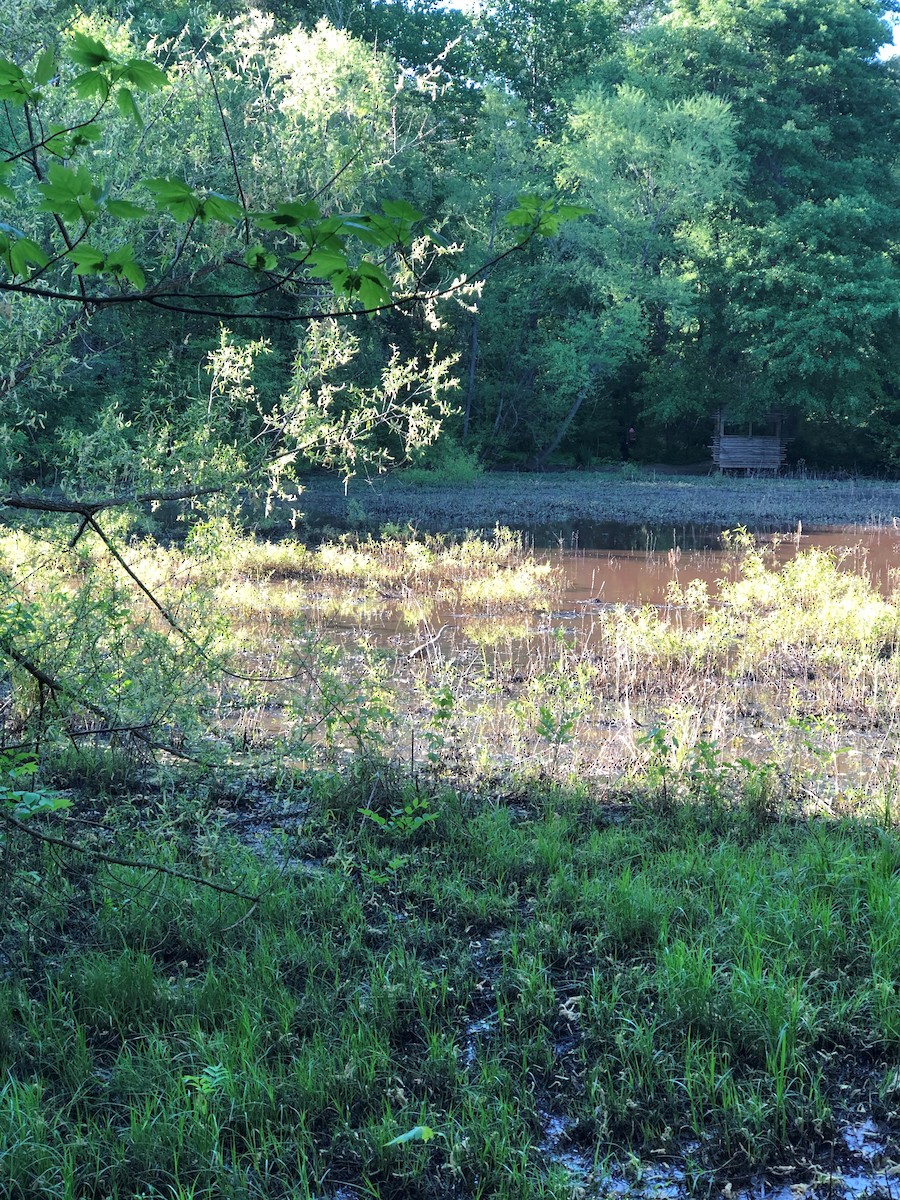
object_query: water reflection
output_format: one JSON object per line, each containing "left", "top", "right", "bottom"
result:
{"left": 540, "top": 526, "right": 900, "bottom": 610}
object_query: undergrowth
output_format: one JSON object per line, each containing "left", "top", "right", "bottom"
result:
{"left": 5, "top": 520, "right": 900, "bottom": 1196}
{"left": 3, "top": 769, "right": 900, "bottom": 1199}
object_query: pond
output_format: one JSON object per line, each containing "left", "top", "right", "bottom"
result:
{"left": 315, "top": 524, "right": 900, "bottom": 647}
{"left": 536, "top": 523, "right": 900, "bottom": 609}
{"left": 226, "top": 520, "right": 900, "bottom": 793}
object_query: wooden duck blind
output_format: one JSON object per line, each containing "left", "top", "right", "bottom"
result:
{"left": 712, "top": 409, "right": 786, "bottom": 472}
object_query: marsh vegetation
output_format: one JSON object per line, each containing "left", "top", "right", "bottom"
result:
{"left": 4, "top": 0, "right": 900, "bottom": 1192}
{"left": 5, "top": 516, "right": 900, "bottom": 1198}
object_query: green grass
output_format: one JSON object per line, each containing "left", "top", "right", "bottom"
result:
{"left": 6, "top": 520, "right": 900, "bottom": 1196}
{"left": 3, "top": 772, "right": 900, "bottom": 1198}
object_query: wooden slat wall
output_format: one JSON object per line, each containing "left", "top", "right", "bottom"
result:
{"left": 711, "top": 435, "right": 785, "bottom": 471}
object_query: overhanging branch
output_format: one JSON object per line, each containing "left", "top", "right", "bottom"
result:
{"left": 2, "top": 811, "right": 261, "bottom": 902}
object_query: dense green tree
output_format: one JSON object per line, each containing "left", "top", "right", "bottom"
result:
{"left": 471, "top": 0, "right": 619, "bottom": 123}
{"left": 4, "top": 0, "right": 900, "bottom": 475}
{"left": 630, "top": 0, "right": 900, "bottom": 443}
{"left": 521, "top": 83, "right": 739, "bottom": 464}
{"left": 0, "top": 13, "right": 463, "bottom": 488}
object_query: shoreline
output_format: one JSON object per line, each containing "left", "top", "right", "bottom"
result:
{"left": 292, "top": 469, "right": 900, "bottom": 533}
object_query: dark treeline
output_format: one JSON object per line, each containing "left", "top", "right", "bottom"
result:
{"left": 3, "top": 0, "right": 900, "bottom": 483}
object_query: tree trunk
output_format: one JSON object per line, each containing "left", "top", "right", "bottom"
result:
{"left": 533, "top": 386, "right": 589, "bottom": 470}
{"left": 462, "top": 316, "right": 478, "bottom": 442}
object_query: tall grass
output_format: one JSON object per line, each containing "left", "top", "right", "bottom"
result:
{"left": 3, "top": 781, "right": 900, "bottom": 1197}
{"left": 6, "top": 523, "right": 900, "bottom": 1194}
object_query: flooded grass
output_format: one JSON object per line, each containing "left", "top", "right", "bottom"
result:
{"left": 7, "top": 517, "right": 900, "bottom": 1195}
{"left": 294, "top": 469, "right": 900, "bottom": 534}
{"left": 184, "top": 527, "right": 900, "bottom": 800}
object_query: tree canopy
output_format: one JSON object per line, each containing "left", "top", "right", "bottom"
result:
{"left": 2, "top": 0, "right": 898, "bottom": 477}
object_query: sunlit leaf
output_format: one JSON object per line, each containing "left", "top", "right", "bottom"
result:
{"left": 119, "top": 58, "right": 167, "bottom": 90}
{"left": 71, "top": 71, "right": 110, "bottom": 103}
{"left": 69, "top": 32, "right": 112, "bottom": 69}
{"left": 68, "top": 123, "right": 103, "bottom": 150}
{"left": 201, "top": 193, "right": 243, "bottom": 223}
{"left": 357, "top": 275, "right": 391, "bottom": 309}
{"left": 385, "top": 1126, "right": 435, "bottom": 1147}
{"left": 116, "top": 87, "right": 141, "bottom": 126}
{"left": 34, "top": 49, "right": 56, "bottom": 86}
{"left": 306, "top": 250, "right": 349, "bottom": 278}
{"left": 144, "top": 178, "right": 201, "bottom": 222}
{"left": 106, "top": 199, "right": 149, "bottom": 219}
{"left": 254, "top": 200, "right": 321, "bottom": 231}
{"left": 0, "top": 58, "right": 33, "bottom": 104}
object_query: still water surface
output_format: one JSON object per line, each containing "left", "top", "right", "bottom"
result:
{"left": 544, "top": 524, "right": 900, "bottom": 609}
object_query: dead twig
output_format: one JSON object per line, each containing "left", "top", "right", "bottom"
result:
{"left": 2, "top": 811, "right": 261, "bottom": 902}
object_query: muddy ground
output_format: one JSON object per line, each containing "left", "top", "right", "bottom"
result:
{"left": 290, "top": 470, "right": 900, "bottom": 535}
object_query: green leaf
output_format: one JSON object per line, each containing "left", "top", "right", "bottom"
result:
{"left": 0, "top": 58, "right": 33, "bottom": 104}
{"left": 105, "top": 245, "right": 146, "bottom": 290}
{"left": 379, "top": 199, "right": 423, "bottom": 222}
{"left": 7, "top": 237, "right": 49, "bottom": 277}
{"left": 121, "top": 260, "right": 146, "bottom": 289}
{"left": 68, "top": 123, "right": 103, "bottom": 150}
{"left": 43, "top": 126, "right": 70, "bottom": 157}
{"left": 244, "top": 244, "right": 277, "bottom": 271}
{"left": 424, "top": 225, "right": 450, "bottom": 250}
{"left": 116, "top": 87, "right": 141, "bottom": 126}
{"left": 119, "top": 58, "right": 167, "bottom": 91}
{"left": 357, "top": 275, "right": 391, "bottom": 309}
{"left": 106, "top": 199, "right": 149, "bottom": 219}
{"left": 143, "top": 178, "right": 201, "bottom": 222}
{"left": 144, "top": 177, "right": 195, "bottom": 200}
{"left": 340, "top": 216, "right": 395, "bottom": 249}
{"left": 71, "top": 71, "right": 110, "bottom": 103}
{"left": 36, "top": 163, "right": 99, "bottom": 222}
{"left": 69, "top": 32, "right": 112, "bottom": 69}
{"left": 200, "top": 193, "right": 243, "bottom": 223}
{"left": 46, "top": 161, "right": 94, "bottom": 196}
{"left": 34, "top": 48, "right": 56, "bottom": 86}
{"left": 358, "top": 260, "right": 391, "bottom": 289}
{"left": 306, "top": 250, "right": 349, "bottom": 279}
{"left": 66, "top": 243, "right": 106, "bottom": 275}
{"left": 254, "top": 201, "right": 321, "bottom": 231}
{"left": 0, "top": 164, "right": 15, "bottom": 204}
{"left": 385, "top": 1126, "right": 435, "bottom": 1147}
{"left": 515, "top": 193, "right": 543, "bottom": 212}
{"left": 556, "top": 204, "right": 592, "bottom": 222}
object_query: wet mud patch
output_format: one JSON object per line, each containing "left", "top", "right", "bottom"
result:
{"left": 535, "top": 1112, "right": 900, "bottom": 1200}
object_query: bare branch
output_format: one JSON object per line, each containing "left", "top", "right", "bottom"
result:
{"left": 199, "top": 47, "right": 250, "bottom": 247}
{"left": 1, "top": 485, "right": 225, "bottom": 515}
{"left": 0, "top": 634, "right": 209, "bottom": 764}
{"left": 1, "top": 811, "right": 261, "bottom": 902}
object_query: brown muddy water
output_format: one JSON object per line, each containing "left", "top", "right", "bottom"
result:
{"left": 546, "top": 524, "right": 900, "bottom": 606}
{"left": 321, "top": 525, "right": 900, "bottom": 644}
{"left": 229, "top": 523, "right": 900, "bottom": 789}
